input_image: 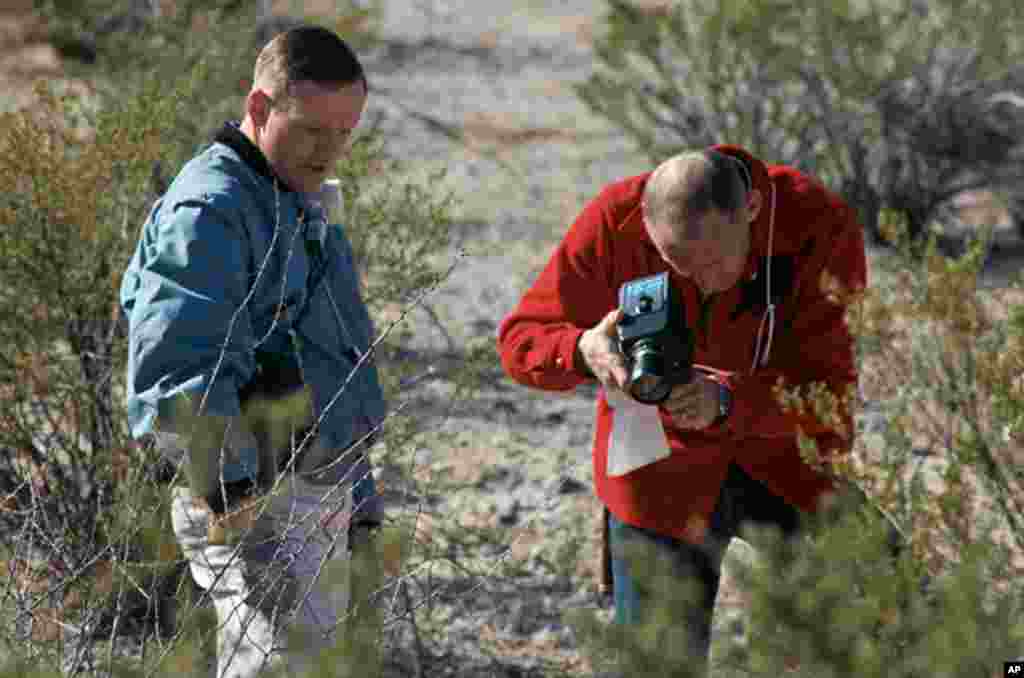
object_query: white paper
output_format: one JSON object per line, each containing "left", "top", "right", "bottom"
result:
{"left": 605, "top": 388, "right": 671, "bottom": 477}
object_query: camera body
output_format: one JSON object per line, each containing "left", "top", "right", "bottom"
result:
{"left": 616, "top": 271, "right": 694, "bottom": 404}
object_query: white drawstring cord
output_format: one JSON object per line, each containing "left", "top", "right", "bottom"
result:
{"left": 751, "top": 179, "right": 777, "bottom": 374}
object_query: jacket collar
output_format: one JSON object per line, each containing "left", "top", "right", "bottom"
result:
{"left": 213, "top": 121, "right": 296, "bottom": 193}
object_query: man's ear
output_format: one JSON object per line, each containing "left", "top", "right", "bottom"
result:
{"left": 746, "top": 188, "right": 764, "bottom": 223}
{"left": 247, "top": 89, "right": 273, "bottom": 128}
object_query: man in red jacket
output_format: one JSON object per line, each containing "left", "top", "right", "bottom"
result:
{"left": 498, "top": 146, "right": 867, "bottom": 669}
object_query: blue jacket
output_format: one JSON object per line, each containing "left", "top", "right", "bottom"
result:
{"left": 121, "top": 122, "right": 386, "bottom": 519}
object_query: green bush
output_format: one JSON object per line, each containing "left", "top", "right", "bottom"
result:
{"left": 577, "top": 0, "right": 1024, "bottom": 244}
{"left": 726, "top": 497, "right": 1024, "bottom": 678}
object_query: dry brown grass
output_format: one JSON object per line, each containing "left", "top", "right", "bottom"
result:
{"left": 852, "top": 258, "right": 1024, "bottom": 579}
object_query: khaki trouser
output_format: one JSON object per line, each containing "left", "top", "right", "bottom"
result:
{"left": 171, "top": 475, "right": 353, "bottom": 678}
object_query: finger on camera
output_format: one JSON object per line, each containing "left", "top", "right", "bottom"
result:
{"left": 675, "top": 375, "right": 710, "bottom": 396}
{"left": 664, "top": 383, "right": 696, "bottom": 405}
{"left": 601, "top": 371, "right": 626, "bottom": 392}
{"left": 597, "top": 359, "right": 626, "bottom": 390}
{"left": 613, "top": 367, "right": 630, "bottom": 390}
{"left": 601, "top": 308, "right": 624, "bottom": 336}
{"left": 667, "top": 403, "right": 693, "bottom": 420}
{"left": 599, "top": 334, "right": 621, "bottom": 357}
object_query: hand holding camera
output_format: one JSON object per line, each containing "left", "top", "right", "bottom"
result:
{"left": 580, "top": 272, "right": 730, "bottom": 429}
{"left": 580, "top": 271, "right": 694, "bottom": 400}
{"left": 577, "top": 271, "right": 727, "bottom": 430}
{"left": 615, "top": 271, "right": 694, "bottom": 404}
{"left": 661, "top": 378, "right": 721, "bottom": 430}
{"left": 577, "top": 308, "right": 630, "bottom": 391}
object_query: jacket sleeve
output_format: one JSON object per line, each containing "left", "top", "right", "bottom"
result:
{"left": 123, "top": 194, "right": 262, "bottom": 493}
{"left": 715, "top": 199, "right": 867, "bottom": 457}
{"left": 497, "top": 190, "right": 621, "bottom": 391}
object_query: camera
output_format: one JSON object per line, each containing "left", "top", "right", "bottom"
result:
{"left": 616, "top": 271, "right": 694, "bottom": 404}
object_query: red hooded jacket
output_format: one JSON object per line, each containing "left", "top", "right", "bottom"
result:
{"left": 497, "top": 145, "right": 867, "bottom": 544}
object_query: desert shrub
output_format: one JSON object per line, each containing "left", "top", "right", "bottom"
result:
{"left": 37, "top": 0, "right": 382, "bottom": 188}
{"left": 0, "top": 71, "right": 190, "bottom": 675}
{"left": 849, "top": 219, "right": 1024, "bottom": 568}
{"left": 0, "top": 4, "right": 487, "bottom": 675}
{"left": 577, "top": 0, "right": 1024, "bottom": 244}
{"left": 37, "top": 0, "right": 381, "bottom": 69}
{"left": 723, "top": 496, "right": 1024, "bottom": 678}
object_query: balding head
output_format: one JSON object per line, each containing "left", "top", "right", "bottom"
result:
{"left": 641, "top": 150, "right": 761, "bottom": 294}
{"left": 642, "top": 150, "right": 751, "bottom": 240}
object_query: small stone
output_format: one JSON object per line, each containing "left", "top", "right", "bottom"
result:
{"left": 496, "top": 496, "right": 520, "bottom": 525}
{"left": 555, "top": 475, "right": 586, "bottom": 494}
{"left": 544, "top": 411, "right": 566, "bottom": 424}
{"left": 531, "top": 623, "right": 560, "bottom": 644}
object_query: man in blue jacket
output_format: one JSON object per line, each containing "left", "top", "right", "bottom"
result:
{"left": 121, "top": 25, "right": 386, "bottom": 677}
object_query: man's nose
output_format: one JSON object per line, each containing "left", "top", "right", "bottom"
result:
{"left": 325, "top": 129, "right": 354, "bottom": 152}
{"left": 328, "top": 135, "right": 351, "bottom": 154}
{"left": 315, "top": 130, "right": 353, "bottom": 156}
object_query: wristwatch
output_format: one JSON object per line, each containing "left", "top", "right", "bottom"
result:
{"left": 714, "top": 382, "right": 733, "bottom": 426}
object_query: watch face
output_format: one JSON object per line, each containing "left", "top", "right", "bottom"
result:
{"left": 719, "top": 383, "right": 732, "bottom": 419}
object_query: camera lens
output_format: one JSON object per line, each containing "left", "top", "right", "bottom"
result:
{"left": 630, "top": 373, "right": 667, "bottom": 402}
{"left": 628, "top": 341, "right": 672, "bottom": 404}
